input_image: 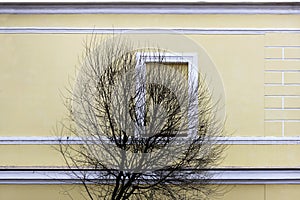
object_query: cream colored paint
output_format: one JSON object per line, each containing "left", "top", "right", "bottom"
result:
{"left": 0, "top": 145, "right": 64, "bottom": 166}
{"left": 0, "top": 34, "right": 264, "bottom": 137}
{"left": 265, "top": 33, "right": 300, "bottom": 46}
{"left": 285, "top": 122, "right": 300, "bottom": 136}
{"left": 217, "top": 185, "right": 265, "bottom": 200}
{"left": 4, "top": 184, "right": 299, "bottom": 200}
{"left": 266, "top": 185, "right": 300, "bottom": 200}
{"left": 223, "top": 144, "right": 300, "bottom": 167}
{"left": 285, "top": 72, "right": 300, "bottom": 84}
{"left": 265, "top": 86, "right": 300, "bottom": 96}
{"left": 265, "top": 97, "right": 282, "bottom": 108}
{"left": 0, "top": 12, "right": 299, "bottom": 200}
{"left": 265, "top": 48, "right": 282, "bottom": 59}
{"left": 1, "top": 14, "right": 300, "bottom": 29}
{"left": 265, "top": 122, "right": 282, "bottom": 136}
{"left": 190, "top": 35, "right": 265, "bottom": 137}
{"left": 265, "top": 72, "right": 282, "bottom": 84}
{"left": 265, "top": 60, "right": 300, "bottom": 70}
{"left": 0, "top": 34, "right": 83, "bottom": 136}
{"left": 0, "top": 144, "right": 299, "bottom": 167}
{"left": 0, "top": 185, "right": 88, "bottom": 200}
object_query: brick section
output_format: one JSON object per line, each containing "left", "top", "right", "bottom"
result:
{"left": 285, "top": 97, "right": 300, "bottom": 108}
{"left": 264, "top": 122, "right": 282, "bottom": 136}
{"left": 265, "top": 110, "right": 300, "bottom": 120}
{"left": 265, "top": 48, "right": 282, "bottom": 59}
{"left": 285, "top": 122, "right": 300, "bottom": 136}
{"left": 265, "top": 33, "right": 300, "bottom": 46}
{"left": 264, "top": 33, "right": 300, "bottom": 136}
{"left": 265, "top": 97, "right": 282, "bottom": 108}
{"left": 265, "top": 60, "right": 300, "bottom": 70}
{"left": 265, "top": 86, "right": 300, "bottom": 96}
{"left": 265, "top": 72, "right": 282, "bottom": 84}
{"left": 284, "top": 72, "right": 300, "bottom": 84}
{"left": 284, "top": 48, "right": 300, "bottom": 59}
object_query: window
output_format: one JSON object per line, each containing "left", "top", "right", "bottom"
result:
{"left": 135, "top": 52, "right": 199, "bottom": 138}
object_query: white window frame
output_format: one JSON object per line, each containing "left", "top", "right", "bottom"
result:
{"left": 135, "top": 52, "right": 199, "bottom": 139}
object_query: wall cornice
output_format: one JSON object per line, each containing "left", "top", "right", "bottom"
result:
{"left": 1, "top": 136, "right": 300, "bottom": 145}
{"left": 0, "top": 168, "right": 300, "bottom": 185}
{"left": 0, "top": 2, "right": 299, "bottom": 14}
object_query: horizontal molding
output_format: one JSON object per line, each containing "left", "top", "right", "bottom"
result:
{"left": 1, "top": 27, "right": 300, "bottom": 35}
{"left": 265, "top": 83, "right": 300, "bottom": 86}
{"left": 265, "top": 95, "right": 300, "bottom": 97}
{"left": 265, "top": 70, "right": 300, "bottom": 72}
{"left": 213, "top": 168, "right": 300, "bottom": 184}
{"left": 265, "top": 46, "right": 300, "bottom": 48}
{"left": 0, "top": 168, "right": 300, "bottom": 185}
{"left": 0, "top": 136, "right": 300, "bottom": 145}
{"left": 265, "top": 119, "right": 300, "bottom": 122}
{"left": 0, "top": 3, "right": 299, "bottom": 14}
{"left": 265, "top": 58, "right": 300, "bottom": 61}
{"left": 264, "top": 108, "right": 300, "bottom": 110}
{"left": 216, "top": 136, "right": 300, "bottom": 145}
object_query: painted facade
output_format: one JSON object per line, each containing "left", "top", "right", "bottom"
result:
{"left": 0, "top": 2, "right": 300, "bottom": 200}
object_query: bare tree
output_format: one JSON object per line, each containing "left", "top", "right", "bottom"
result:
{"left": 57, "top": 35, "right": 225, "bottom": 200}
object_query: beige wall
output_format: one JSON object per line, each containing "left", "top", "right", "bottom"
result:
{"left": 1, "top": 185, "right": 300, "bottom": 200}
{"left": 0, "top": 34, "right": 265, "bottom": 137}
{"left": 0, "top": 11, "right": 300, "bottom": 200}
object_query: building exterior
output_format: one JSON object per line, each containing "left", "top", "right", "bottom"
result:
{"left": 0, "top": 2, "right": 300, "bottom": 200}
